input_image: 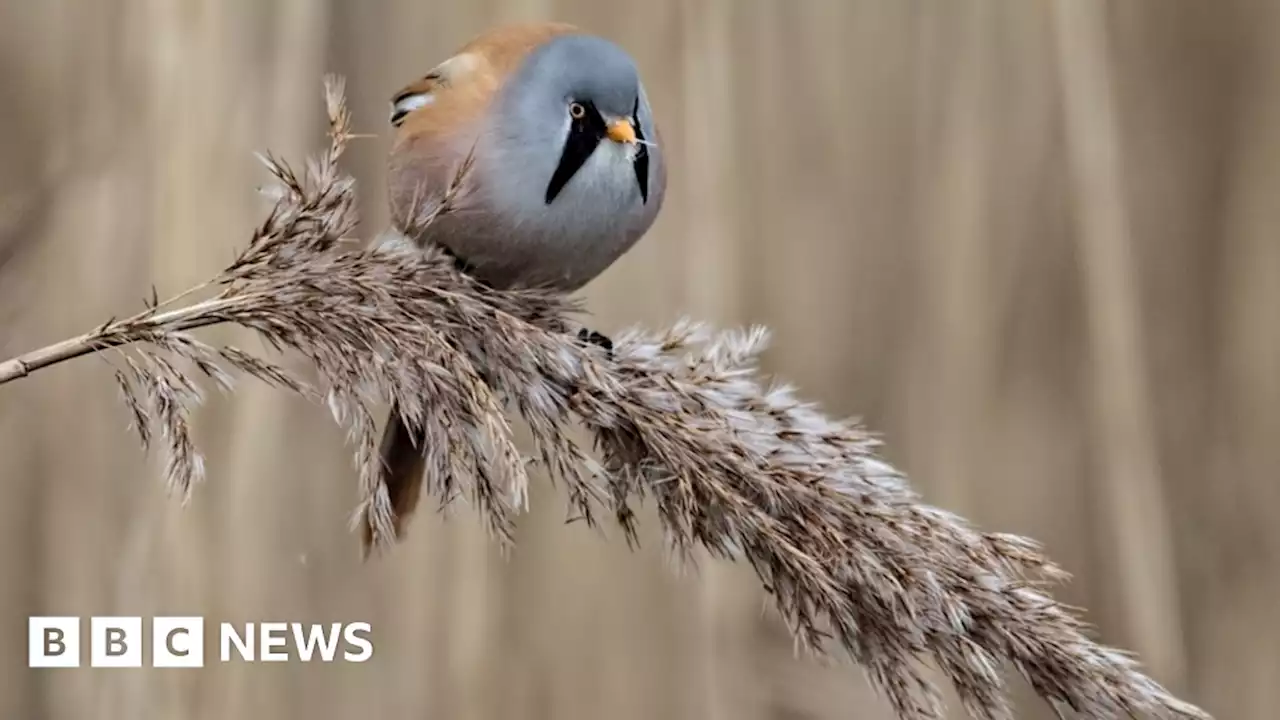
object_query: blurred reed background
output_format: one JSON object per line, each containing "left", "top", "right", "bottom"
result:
{"left": 0, "top": 1, "right": 1275, "bottom": 718}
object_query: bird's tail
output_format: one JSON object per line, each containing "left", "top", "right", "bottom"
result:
{"left": 361, "top": 402, "right": 426, "bottom": 557}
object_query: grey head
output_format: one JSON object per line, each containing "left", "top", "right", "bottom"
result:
{"left": 462, "top": 33, "right": 666, "bottom": 291}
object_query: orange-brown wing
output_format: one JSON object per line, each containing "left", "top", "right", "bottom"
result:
{"left": 454, "top": 21, "right": 580, "bottom": 75}
{"left": 386, "top": 22, "right": 581, "bottom": 235}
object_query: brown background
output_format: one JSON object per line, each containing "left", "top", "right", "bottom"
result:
{"left": 0, "top": 1, "right": 1274, "bottom": 718}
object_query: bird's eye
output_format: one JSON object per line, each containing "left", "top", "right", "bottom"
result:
{"left": 569, "top": 102, "right": 586, "bottom": 119}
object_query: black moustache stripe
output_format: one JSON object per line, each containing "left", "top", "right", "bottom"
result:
{"left": 632, "top": 96, "right": 649, "bottom": 204}
{"left": 545, "top": 101, "right": 606, "bottom": 204}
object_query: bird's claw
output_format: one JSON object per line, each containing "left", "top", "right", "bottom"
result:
{"left": 577, "top": 328, "right": 614, "bottom": 358}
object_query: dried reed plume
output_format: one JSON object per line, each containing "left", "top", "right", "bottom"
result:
{"left": 0, "top": 76, "right": 1210, "bottom": 720}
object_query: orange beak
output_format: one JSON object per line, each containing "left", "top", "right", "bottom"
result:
{"left": 605, "top": 118, "right": 637, "bottom": 145}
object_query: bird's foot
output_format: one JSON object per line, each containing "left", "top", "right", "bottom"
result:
{"left": 577, "top": 328, "right": 614, "bottom": 359}
{"left": 437, "top": 244, "right": 479, "bottom": 277}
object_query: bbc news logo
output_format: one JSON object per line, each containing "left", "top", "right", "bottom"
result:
{"left": 29, "top": 617, "right": 373, "bottom": 668}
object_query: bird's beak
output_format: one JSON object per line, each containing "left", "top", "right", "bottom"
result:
{"left": 605, "top": 117, "right": 637, "bottom": 145}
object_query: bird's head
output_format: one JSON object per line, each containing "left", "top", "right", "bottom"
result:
{"left": 492, "top": 34, "right": 656, "bottom": 206}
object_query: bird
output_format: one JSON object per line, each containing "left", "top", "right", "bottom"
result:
{"left": 365, "top": 22, "right": 667, "bottom": 551}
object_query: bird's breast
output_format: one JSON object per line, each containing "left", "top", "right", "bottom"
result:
{"left": 428, "top": 139, "right": 652, "bottom": 290}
